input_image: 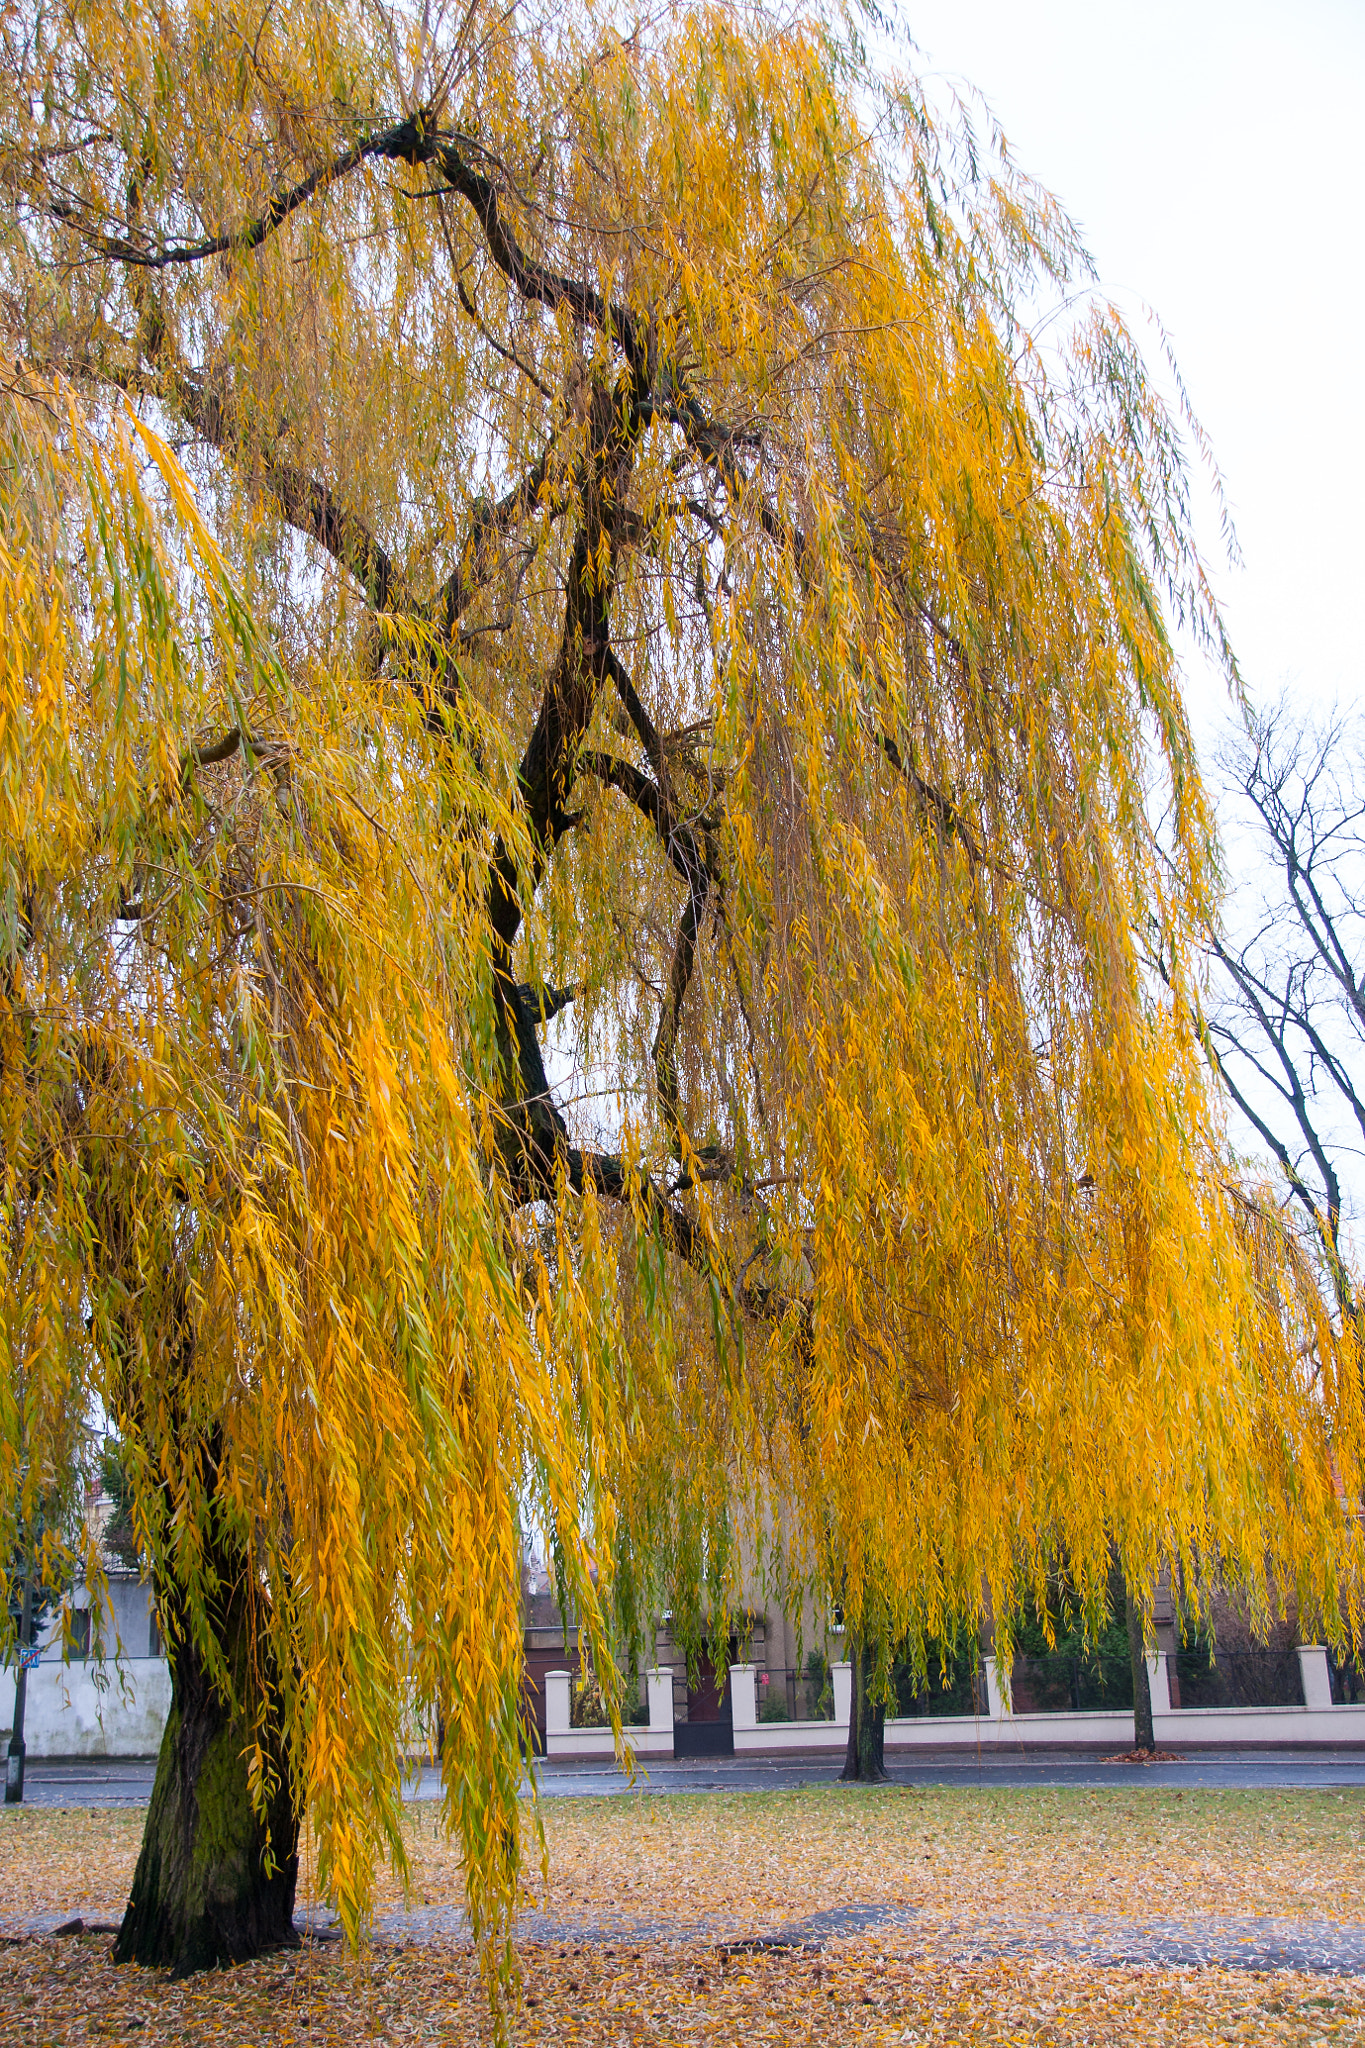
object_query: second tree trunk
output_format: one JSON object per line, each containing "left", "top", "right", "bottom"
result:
{"left": 841, "top": 1641, "right": 888, "bottom": 1782}
{"left": 1125, "top": 1585, "right": 1156, "bottom": 1753}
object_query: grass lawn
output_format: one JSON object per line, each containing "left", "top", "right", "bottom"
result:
{"left": 2, "top": 1786, "right": 1364, "bottom": 2042}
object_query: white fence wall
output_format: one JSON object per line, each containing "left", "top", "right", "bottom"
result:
{"left": 545, "top": 1646, "right": 1365, "bottom": 1759}
{"left": 8, "top": 1645, "right": 1365, "bottom": 1762}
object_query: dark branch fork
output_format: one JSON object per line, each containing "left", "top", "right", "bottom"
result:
{"left": 383, "top": 119, "right": 764, "bottom": 1240}
{"left": 62, "top": 110, "right": 794, "bottom": 623}
{"left": 67, "top": 107, "right": 803, "bottom": 1300}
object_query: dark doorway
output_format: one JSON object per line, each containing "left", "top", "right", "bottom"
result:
{"left": 674, "top": 1647, "right": 735, "bottom": 1758}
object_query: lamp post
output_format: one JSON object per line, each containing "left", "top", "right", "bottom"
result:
{"left": 5, "top": 1572, "right": 33, "bottom": 1803}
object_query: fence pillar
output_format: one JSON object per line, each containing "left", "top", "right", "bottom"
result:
{"left": 983, "top": 1654, "right": 1010, "bottom": 1719}
{"left": 1147, "top": 1652, "right": 1172, "bottom": 1714}
{"left": 544, "top": 1669, "right": 571, "bottom": 1740}
{"left": 832, "top": 1660, "right": 853, "bottom": 1727}
{"left": 1297, "top": 1644, "right": 1334, "bottom": 1710}
{"left": 729, "top": 1662, "right": 757, "bottom": 1731}
{"left": 646, "top": 1667, "right": 675, "bottom": 1739}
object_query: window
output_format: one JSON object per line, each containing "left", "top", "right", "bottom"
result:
{"left": 70, "top": 1608, "right": 91, "bottom": 1659}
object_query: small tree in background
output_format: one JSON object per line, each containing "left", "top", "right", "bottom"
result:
{"left": 1202, "top": 698, "right": 1365, "bottom": 1336}
{"left": 98, "top": 1445, "right": 145, "bottom": 1577}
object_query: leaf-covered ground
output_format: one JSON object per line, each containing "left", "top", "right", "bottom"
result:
{"left": 3, "top": 1786, "right": 1365, "bottom": 2043}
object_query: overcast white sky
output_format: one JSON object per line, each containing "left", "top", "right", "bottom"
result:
{"left": 900, "top": 0, "right": 1364, "bottom": 758}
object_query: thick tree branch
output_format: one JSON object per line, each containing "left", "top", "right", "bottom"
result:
{"left": 177, "top": 374, "right": 396, "bottom": 610}
{"left": 53, "top": 115, "right": 434, "bottom": 268}
{"left": 605, "top": 648, "right": 663, "bottom": 781}
{"left": 181, "top": 725, "right": 242, "bottom": 779}
{"left": 576, "top": 751, "right": 710, "bottom": 888}
{"left": 75, "top": 107, "right": 802, "bottom": 625}
{"left": 481, "top": 369, "right": 648, "bottom": 1181}
{"left": 433, "top": 139, "right": 646, "bottom": 376}
{"left": 435, "top": 437, "right": 558, "bottom": 637}
{"left": 516, "top": 981, "right": 577, "bottom": 1024}
{"left": 566, "top": 1146, "right": 705, "bottom": 1276}
{"left": 492, "top": 372, "right": 648, "bottom": 914}
{"left": 58, "top": 88, "right": 805, "bottom": 607}
{"left": 652, "top": 870, "right": 711, "bottom": 1142}
{"left": 578, "top": 731, "right": 716, "bottom": 1144}
{"left": 873, "top": 730, "right": 984, "bottom": 866}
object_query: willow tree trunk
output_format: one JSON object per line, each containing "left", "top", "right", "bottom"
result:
{"left": 114, "top": 1570, "right": 298, "bottom": 1973}
{"left": 841, "top": 1642, "right": 888, "bottom": 1783}
{"left": 1125, "top": 1585, "right": 1155, "bottom": 1753}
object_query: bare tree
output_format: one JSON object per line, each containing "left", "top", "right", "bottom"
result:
{"left": 1202, "top": 697, "right": 1365, "bottom": 1329}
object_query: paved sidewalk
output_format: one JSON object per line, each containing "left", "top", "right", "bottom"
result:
{"left": 13, "top": 1746, "right": 1365, "bottom": 1807}
{"left": 13, "top": 1894, "right": 1365, "bottom": 1978}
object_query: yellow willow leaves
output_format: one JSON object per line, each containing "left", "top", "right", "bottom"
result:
{"left": 0, "top": 384, "right": 624, "bottom": 1968}
{"left": 1, "top": 0, "right": 1364, "bottom": 1996}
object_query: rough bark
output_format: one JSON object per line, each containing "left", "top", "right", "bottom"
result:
{"left": 1126, "top": 1585, "right": 1156, "bottom": 1753}
{"left": 840, "top": 1642, "right": 888, "bottom": 1783}
{"left": 114, "top": 1573, "right": 298, "bottom": 1973}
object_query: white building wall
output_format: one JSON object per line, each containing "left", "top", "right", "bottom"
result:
{"left": 1, "top": 1657, "right": 170, "bottom": 1759}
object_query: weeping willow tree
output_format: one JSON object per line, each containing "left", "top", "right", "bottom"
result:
{"left": 2, "top": 0, "right": 1362, "bottom": 1987}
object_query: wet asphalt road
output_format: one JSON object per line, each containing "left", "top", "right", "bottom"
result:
{"left": 13, "top": 1746, "right": 1365, "bottom": 1807}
